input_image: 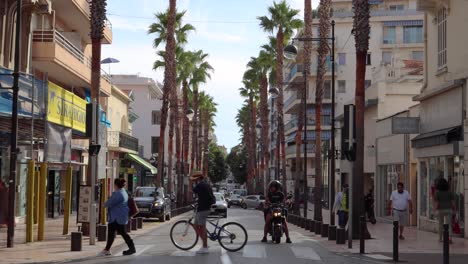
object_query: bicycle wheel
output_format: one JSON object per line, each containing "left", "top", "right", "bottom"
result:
{"left": 217, "top": 222, "right": 248, "bottom": 252}
{"left": 170, "top": 220, "right": 199, "bottom": 250}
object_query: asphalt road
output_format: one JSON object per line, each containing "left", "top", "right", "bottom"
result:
{"left": 67, "top": 208, "right": 386, "bottom": 264}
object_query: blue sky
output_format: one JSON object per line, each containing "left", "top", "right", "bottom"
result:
{"left": 103, "top": 0, "right": 319, "bottom": 150}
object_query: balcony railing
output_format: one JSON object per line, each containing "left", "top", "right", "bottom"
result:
{"left": 286, "top": 144, "right": 315, "bottom": 155}
{"left": 32, "top": 30, "right": 112, "bottom": 82}
{"left": 332, "top": 9, "right": 422, "bottom": 19}
{"left": 107, "top": 131, "right": 139, "bottom": 152}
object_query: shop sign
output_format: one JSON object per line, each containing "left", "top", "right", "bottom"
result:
{"left": 392, "top": 117, "right": 420, "bottom": 134}
{"left": 47, "top": 82, "right": 87, "bottom": 133}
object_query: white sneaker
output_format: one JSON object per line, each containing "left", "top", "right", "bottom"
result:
{"left": 97, "top": 250, "right": 112, "bottom": 257}
{"left": 196, "top": 247, "right": 209, "bottom": 254}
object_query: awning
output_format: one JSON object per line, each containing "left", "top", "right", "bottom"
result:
{"left": 126, "top": 153, "right": 157, "bottom": 174}
{"left": 411, "top": 126, "right": 462, "bottom": 149}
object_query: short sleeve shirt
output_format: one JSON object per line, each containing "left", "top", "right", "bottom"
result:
{"left": 390, "top": 190, "right": 411, "bottom": 211}
{"left": 268, "top": 191, "right": 285, "bottom": 204}
{"left": 193, "top": 181, "right": 213, "bottom": 212}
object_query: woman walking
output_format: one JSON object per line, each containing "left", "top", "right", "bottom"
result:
{"left": 98, "top": 178, "right": 136, "bottom": 256}
{"left": 434, "top": 178, "right": 456, "bottom": 243}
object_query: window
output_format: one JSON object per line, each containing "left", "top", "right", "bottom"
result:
{"left": 338, "top": 80, "right": 346, "bottom": 93}
{"left": 366, "top": 54, "right": 372, "bottom": 65}
{"left": 389, "top": 5, "right": 405, "bottom": 11}
{"left": 151, "top": 110, "right": 161, "bottom": 125}
{"left": 324, "top": 80, "right": 332, "bottom": 99}
{"left": 437, "top": 7, "right": 447, "bottom": 69}
{"left": 382, "top": 51, "right": 393, "bottom": 65}
{"left": 383, "top": 26, "right": 396, "bottom": 44}
{"left": 338, "top": 53, "right": 346, "bottom": 65}
{"left": 403, "top": 26, "right": 423, "bottom": 43}
{"left": 412, "top": 51, "right": 424, "bottom": 61}
{"left": 151, "top": 136, "right": 159, "bottom": 154}
{"left": 365, "top": 80, "right": 372, "bottom": 89}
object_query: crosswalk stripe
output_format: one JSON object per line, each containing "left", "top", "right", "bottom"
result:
{"left": 220, "top": 248, "right": 233, "bottom": 264}
{"left": 170, "top": 249, "right": 197, "bottom": 257}
{"left": 290, "top": 246, "right": 321, "bottom": 261}
{"left": 135, "top": 245, "right": 153, "bottom": 256}
{"left": 366, "top": 254, "right": 393, "bottom": 260}
{"left": 242, "top": 244, "right": 267, "bottom": 258}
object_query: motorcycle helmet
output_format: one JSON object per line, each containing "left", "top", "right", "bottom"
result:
{"left": 268, "top": 180, "right": 282, "bottom": 192}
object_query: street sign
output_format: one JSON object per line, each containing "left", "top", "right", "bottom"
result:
{"left": 392, "top": 117, "right": 420, "bottom": 134}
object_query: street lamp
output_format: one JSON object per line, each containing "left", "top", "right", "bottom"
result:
{"left": 268, "top": 87, "right": 279, "bottom": 99}
{"left": 283, "top": 21, "right": 336, "bottom": 224}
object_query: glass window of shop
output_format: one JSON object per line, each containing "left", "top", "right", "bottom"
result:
{"left": 419, "top": 156, "right": 464, "bottom": 232}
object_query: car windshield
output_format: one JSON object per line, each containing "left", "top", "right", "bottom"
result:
{"left": 135, "top": 188, "right": 160, "bottom": 197}
{"left": 214, "top": 193, "right": 224, "bottom": 201}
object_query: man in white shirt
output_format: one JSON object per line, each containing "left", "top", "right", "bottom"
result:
{"left": 388, "top": 182, "right": 413, "bottom": 240}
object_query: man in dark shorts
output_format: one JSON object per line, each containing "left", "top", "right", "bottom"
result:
{"left": 261, "top": 180, "right": 291, "bottom": 243}
{"left": 191, "top": 171, "right": 215, "bottom": 254}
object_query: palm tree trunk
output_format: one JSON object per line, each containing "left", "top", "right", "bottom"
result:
{"left": 203, "top": 109, "right": 209, "bottom": 177}
{"left": 276, "top": 27, "right": 287, "bottom": 194}
{"left": 197, "top": 108, "right": 203, "bottom": 170}
{"left": 157, "top": 0, "right": 176, "bottom": 187}
{"left": 168, "top": 105, "right": 175, "bottom": 193}
{"left": 244, "top": 122, "right": 253, "bottom": 194}
{"left": 190, "top": 88, "right": 198, "bottom": 174}
{"left": 182, "top": 80, "right": 190, "bottom": 204}
{"left": 260, "top": 76, "right": 269, "bottom": 194}
{"left": 249, "top": 95, "right": 257, "bottom": 193}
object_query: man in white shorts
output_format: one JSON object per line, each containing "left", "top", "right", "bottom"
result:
{"left": 388, "top": 182, "right": 413, "bottom": 240}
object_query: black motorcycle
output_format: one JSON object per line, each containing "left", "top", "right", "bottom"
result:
{"left": 269, "top": 203, "right": 286, "bottom": 244}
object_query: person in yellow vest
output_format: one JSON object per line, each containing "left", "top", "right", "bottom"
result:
{"left": 333, "top": 184, "right": 349, "bottom": 228}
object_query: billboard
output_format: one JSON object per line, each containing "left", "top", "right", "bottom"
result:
{"left": 47, "top": 82, "right": 86, "bottom": 133}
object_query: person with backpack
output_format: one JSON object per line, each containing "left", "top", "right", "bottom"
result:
{"left": 98, "top": 178, "right": 135, "bottom": 256}
{"left": 191, "top": 171, "right": 216, "bottom": 254}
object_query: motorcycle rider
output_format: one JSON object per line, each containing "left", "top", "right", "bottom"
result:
{"left": 261, "top": 180, "right": 292, "bottom": 243}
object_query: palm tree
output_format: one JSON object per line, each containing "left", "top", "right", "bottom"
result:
{"left": 258, "top": 1, "right": 303, "bottom": 193}
{"left": 352, "top": 0, "right": 371, "bottom": 238}
{"left": 313, "top": 0, "right": 331, "bottom": 222}
{"left": 236, "top": 104, "right": 252, "bottom": 184}
{"left": 148, "top": 3, "right": 195, "bottom": 187}
{"left": 198, "top": 93, "right": 217, "bottom": 177}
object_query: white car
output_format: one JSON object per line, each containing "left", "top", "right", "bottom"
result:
{"left": 211, "top": 192, "right": 228, "bottom": 218}
{"left": 241, "top": 195, "right": 266, "bottom": 210}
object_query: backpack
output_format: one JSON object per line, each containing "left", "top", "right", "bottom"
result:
{"left": 128, "top": 196, "right": 139, "bottom": 218}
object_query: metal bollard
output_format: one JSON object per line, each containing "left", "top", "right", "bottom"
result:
{"left": 315, "top": 221, "right": 322, "bottom": 235}
{"left": 306, "top": 219, "right": 312, "bottom": 231}
{"left": 71, "top": 232, "right": 82, "bottom": 251}
{"left": 328, "top": 225, "right": 337, "bottom": 241}
{"left": 131, "top": 218, "right": 138, "bottom": 231}
{"left": 443, "top": 223, "right": 449, "bottom": 264}
{"left": 393, "top": 221, "right": 399, "bottom": 262}
{"left": 336, "top": 228, "right": 345, "bottom": 244}
{"left": 310, "top": 220, "right": 315, "bottom": 232}
{"left": 360, "top": 216, "right": 365, "bottom": 254}
{"left": 137, "top": 217, "right": 143, "bottom": 229}
{"left": 97, "top": 224, "right": 107, "bottom": 242}
{"left": 321, "top": 224, "right": 329, "bottom": 237}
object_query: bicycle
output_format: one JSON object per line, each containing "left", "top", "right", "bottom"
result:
{"left": 170, "top": 205, "right": 248, "bottom": 252}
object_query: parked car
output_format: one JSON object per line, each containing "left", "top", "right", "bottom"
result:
{"left": 211, "top": 192, "right": 228, "bottom": 218}
{"left": 241, "top": 195, "right": 266, "bottom": 210}
{"left": 134, "top": 187, "right": 171, "bottom": 222}
{"left": 226, "top": 194, "right": 243, "bottom": 208}
{"left": 232, "top": 189, "right": 247, "bottom": 197}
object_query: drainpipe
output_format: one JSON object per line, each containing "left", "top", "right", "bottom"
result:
{"left": 422, "top": 12, "right": 428, "bottom": 92}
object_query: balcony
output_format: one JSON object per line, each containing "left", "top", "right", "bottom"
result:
{"left": 107, "top": 131, "right": 139, "bottom": 153}
{"left": 52, "top": 0, "right": 112, "bottom": 44}
{"left": 32, "top": 30, "right": 112, "bottom": 96}
{"left": 332, "top": 9, "right": 422, "bottom": 19}
{"left": 286, "top": 144, "right": 315, "bottom": 157}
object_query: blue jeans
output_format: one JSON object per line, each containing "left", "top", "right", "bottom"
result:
{"left": 337, "top": 210, "right": 348, "bottom": 228}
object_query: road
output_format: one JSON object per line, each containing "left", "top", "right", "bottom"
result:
{"left": 67, "top": 208, "right": 385, "bottom": 264}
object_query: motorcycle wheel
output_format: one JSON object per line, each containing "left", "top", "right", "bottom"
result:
{"left": 273, "top": 225, "right": 281, "bottom": 244}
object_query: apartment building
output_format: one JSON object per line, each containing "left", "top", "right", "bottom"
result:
{"left": 0, "top": 0, "right": 113, "bottom": 218}
{"left": 279, "top": 0, "right": 424, "bottom": 203}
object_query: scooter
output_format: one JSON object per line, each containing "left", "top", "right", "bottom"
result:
{"left": 269, "top": 203, "right": 286, "bottom": 244}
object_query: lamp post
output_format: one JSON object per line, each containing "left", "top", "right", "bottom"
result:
{"left": 183, "top": 108, "right": 194, "bottom": 206}
{"left": 268, "top": 88, "right": 280, "bottom": 182}
{"left": 283, "top": 21, "right": 336, "bottom": 223}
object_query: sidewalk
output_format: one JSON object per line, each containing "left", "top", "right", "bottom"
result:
{"left": 0, "top": 214, "right": 170, "bottom": 264}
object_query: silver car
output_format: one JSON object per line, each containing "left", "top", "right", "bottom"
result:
{"left": 211, "top": 192, "right": 228, "bottom": 218}
{"left": 242, "top": 195, "right": 266, "bottom": 210}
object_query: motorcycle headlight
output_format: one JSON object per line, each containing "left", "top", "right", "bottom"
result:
{"left": 273, "top": 212, "right": 281, "bottom": 217}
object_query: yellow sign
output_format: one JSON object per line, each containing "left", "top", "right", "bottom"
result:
{"left": 47, "top": 82, "right": 87, "bottom": 133}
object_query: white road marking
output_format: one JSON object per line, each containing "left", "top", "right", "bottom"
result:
{"left": 170, "top": 249, "right": 197, "bottom": 257}
{"left": 290, "top": 246, "right": 321, "bottom": 260}
{"left": 242, "top": 244, "right": 267, "bottom": 258}
{"left": 220, "top": 248, "right": 233, "bottom": 264}
{"left": 366, "top": 254, "right": 393, "bottom": 260}
{"left": 135, "top": 245, "right": 152, "bottom": 256}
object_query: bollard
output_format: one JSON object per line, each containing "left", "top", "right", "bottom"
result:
{"left": 97, "top": 224, "right": 107, "bottom": 242}
{"left": 360, "top": 216, "right": 365, "bottom": 254}
{"left": 300, "top": 217, "right": 306, "bottom": 228}
{"left": 81, "top": 224, "right": 90, "bottom": 236}
{"left": 131, "top": 218, "right": 138, "bottom": 231}
{"left": 336, "top": 228, "right": 345, "bottom": 244}
{"left": 321, "top": 224, "right": 329, "bottom": 237}
{"left": 126, "top": 221, "right": 131, "bottom": 233}
{"left": 137, "top": 217, "right": 143, "bottom": 229}
{"left": 393, "top": 221, "right": 399, "bottom": 262}
{"left": 328, "top": 225, "right": 337, "bottom": 241}
{"left": 310, "top": 220, "right": 316, "bottom": 232}
{"left": 315, "top": 221, "right": 322, "bottom": 235}
{"left": 443, "top": 222, "right": 449, "bottom": 264}
{"left": 306, "top": 219, "right": 312, "bottom": 231}
{"left": 71, "top": 232, "right": 82, "bottom": 251}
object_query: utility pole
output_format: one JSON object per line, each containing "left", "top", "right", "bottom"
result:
{"left": 7, "top": 0, "right": 22, "bottom": 248}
